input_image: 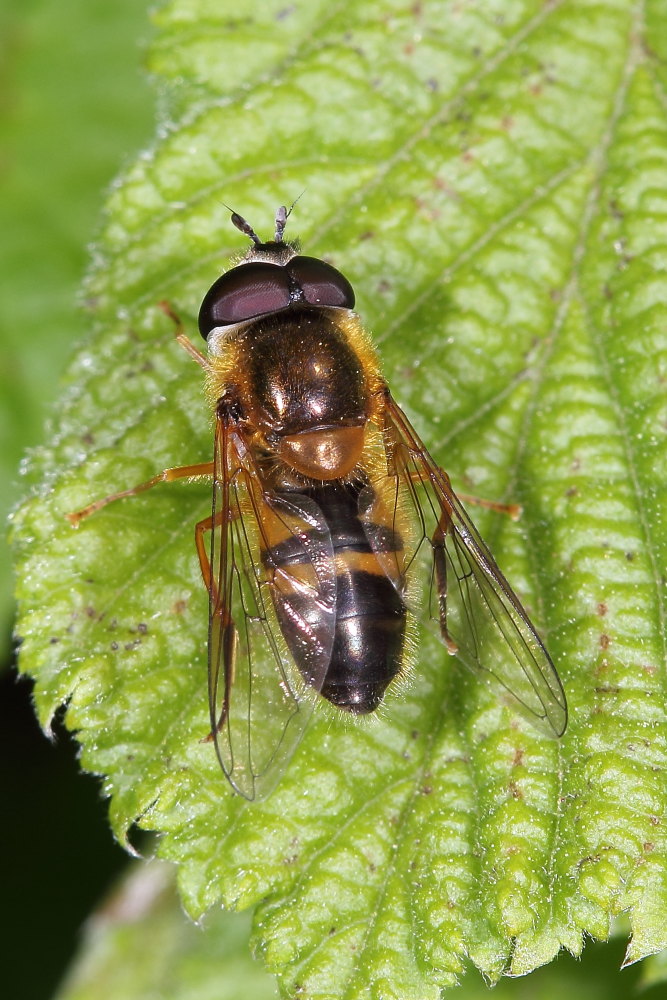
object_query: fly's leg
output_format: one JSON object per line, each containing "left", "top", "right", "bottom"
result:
{"left": 404, "top": 467, "right": 520, "bottom": 520}
{"left": 195, "top": 509, "right": 236, "bottom": 739}
{"left": 431, "top": 510, "right": 459, "bottom": 656}
{"left": 455, "top": 491, "right": 520, "bottom": 520}
{"left": 194, "top": 510, "right": 232, "bottom": 599}
{"left": 378, "top": 386, "right": 520, "bottom": 520}
{"left": 66, "top": 461, "right": 215, "bottom": 526}
{"left": 158, "top": 300, "right": 211, "bottom": 371}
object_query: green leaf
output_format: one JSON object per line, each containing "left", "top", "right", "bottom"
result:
{"left": 56, "top": 861, "right": 661, "bottom": 1000}
{"left": 11, "top": 1, "right": 667, "bottom": 997}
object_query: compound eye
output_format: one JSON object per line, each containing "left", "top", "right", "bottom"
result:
{"left": 288, "top": 256, "right": 355, "bottom": 309}
{"left": 198, "top": 262, "right": 291, "bottom": 338}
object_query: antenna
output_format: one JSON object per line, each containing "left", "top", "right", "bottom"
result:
{"left": 229, "top": 210, "right": 261, "bottom": 245}
{"left": 274, "top": 205, "right": 289, "bottom": 242}
{"left": 274, "top": 190, "right": 306, "bottom": 242}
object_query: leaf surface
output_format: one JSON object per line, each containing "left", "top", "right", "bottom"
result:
{"left": 11, "top": 1, "right": 667, "bottom": 996}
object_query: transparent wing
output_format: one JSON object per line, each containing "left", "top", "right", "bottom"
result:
{"left": 362, "top": 391, "right": 567, "bottom": 737}
{"left": 208, "top": 412, "right": 336, "bottom": 800}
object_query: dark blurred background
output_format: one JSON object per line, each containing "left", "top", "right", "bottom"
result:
{"left": 1, "top": 2, "right": 153, "bottom": 997}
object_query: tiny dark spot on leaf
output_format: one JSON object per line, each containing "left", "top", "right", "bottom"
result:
{"left": 650, "top": 815, "right": 660, "bottom": 826}
{"left": 124, "top": 639, "right": 141, "bottom": 651}
{"left": 411, "top": 729, "right": 419, "bottom": 740}
{"left": 137, "top": 622, "right": 148, "bottom": 634}
{"left": 414, "top": 196, "right": 440, "bottom": 222}
{"left": 426, "top": 77, "right": 439, "bottom": 91}
{"left": 359, "top": 230, "right": 375, "bottom": 241}
{"left": 565, "top": 486, "right": 577, "bottom": 497}
{"left": 508, "top": 779, "right": 522, "bottom": 800}
{"left": 597, "top": 602, "right": 608, "bottom": 617}
{"left": 599, "top": 634, "right": 611, "bottom": 649}
{"left": 81, "top": 431, "right": 95, "bottom": 446}
{"left": 513, "top": 748, "right": 524, "bottom": 767}
{"left": 49, "top": 636, "right": 60, "bottom": 645}
{"left": 171, "top": 600, "right": 188, "bottom": 614}
{"left": 626, "top": 551, "right": 635, "bottom": 561}
{"left": 329, "top": 926, "right": 337, "bottom": 936}
{"left": 421, "top": 784, "right": 433, "bottom": 795}
{"left": 643, "top": 842, "right": 654, "bottom": 853}
{"left": 110, "top": 641, "right": 119, "bottom": 651}
{"left": 276, "top": 4, "right": 295, "bottom": 20}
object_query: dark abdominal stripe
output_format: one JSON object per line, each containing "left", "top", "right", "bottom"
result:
{"left": 263, "top": 479, "right": 408, "bottom": 713}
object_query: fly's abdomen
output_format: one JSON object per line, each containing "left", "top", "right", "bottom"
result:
{"left": 265, "top": 479, "right": 407, "bottom": 714}
{"left": 324, "top": 550, "right": 406, "bottom": 713}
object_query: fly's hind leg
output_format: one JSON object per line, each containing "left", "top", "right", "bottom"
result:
{"left": 431, "top": 510, "right": 459, "bottom": 657}
{"left": 66, "top": 461, "right": 215, "bottom": 526}
{"left": 195, "top": 509, "right": 237, "bottom": 739}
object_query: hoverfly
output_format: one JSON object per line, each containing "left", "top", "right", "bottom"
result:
{"left": 68, "top": 205, "right": 567, "bottom": 800}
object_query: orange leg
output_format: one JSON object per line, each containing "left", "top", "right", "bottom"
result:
{"left": 431, "top": 511, "right": 459, "bottom": 656}
{"left": 195, "top": 508, "right": 238, "bottom": 738}
{"left": 158, "top": 300, "right": 211, "bottom": 371}
{"left": 194, "top": 511, "right": 226, "bottom": 594}
{"left": 66, "top": 461, "right": 215, "bottom": 526}
{"left": 404, "top": 468, "right": 520, "bottom": 520}
{"left": 455, "top": 490, "right": 521, "bottom": 520}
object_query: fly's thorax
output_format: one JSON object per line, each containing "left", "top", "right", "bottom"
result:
{"left": 207, "top": 308, "right": 385, "bottom": 481}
